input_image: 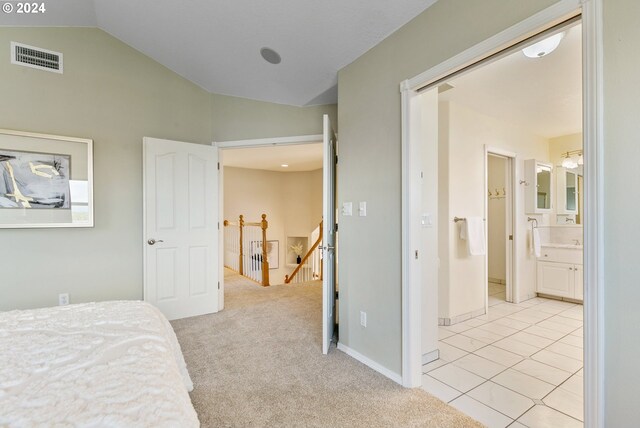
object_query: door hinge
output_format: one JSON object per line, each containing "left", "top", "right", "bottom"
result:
{"left": 509, "top": 235, "right": 513, "bottom": 241}
{"left": 218, "top": 281, "right": 220, "bottom": 290}
{"left": 217, "top": 162, "right": 220, "bottom": 170}
{"left": 335, "top": 223, "right": 338, "bottom": 232}
{"left": 218, "top": 222, "right": 220, "bottom": 230}
{"left": 415, "top": 250, "right": 419, "bottom": 259}
{"left": 335, "top": 155, "right": 338, "bottom": 165}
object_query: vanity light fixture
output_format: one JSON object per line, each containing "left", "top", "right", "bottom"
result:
{"left": 561, "top": 149, "right": 583, "bottom": 169}
{"left": 281, "top": 164, "right": 289, "bottom": 168}
{"left": 522, "top": 32, "right": 565, "bottom": 58}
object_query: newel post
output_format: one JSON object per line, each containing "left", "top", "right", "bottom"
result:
{"left": 261, "top": 213, "right": 270, "bottom": 286}
{"left": 238, "top": 214, "right": 245, "bottom": 275}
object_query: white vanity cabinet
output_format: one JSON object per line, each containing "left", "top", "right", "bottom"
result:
{"left": 536, "top": 246, "right": 583, "bottom": 301}
{"left": 525, "top": 159, "right": 553, "bottom": 214}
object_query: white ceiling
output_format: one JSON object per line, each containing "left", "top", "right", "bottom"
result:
{"left": 222, "top": 143, "right": 323, "bottom": 172}
{"left": 1, "top": 0, "right": 437, "bottom": 106}
{"left": 440, "top": 24, "right": 582, "bottom": 139}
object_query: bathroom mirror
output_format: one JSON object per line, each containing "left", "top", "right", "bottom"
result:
{"left": 525, "top": 159, "right": 553, "bottom": 214}
{"left": 536, "top": 165, "right": 552, "bottom": 210}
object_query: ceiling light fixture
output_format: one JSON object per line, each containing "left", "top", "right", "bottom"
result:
{"left": 260, "top": 47, "right": 281, "bottom": 65}
{"left": 281, "top": 164, "right": 289, "bottom": 168}
{"left": 522, "top": 32, "right": 565, "bottom": 58}
{"left": 561, "top": 150, "right": 582, "bottom": 169}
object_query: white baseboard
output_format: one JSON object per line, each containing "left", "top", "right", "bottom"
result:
{"left": 337, "top": 342, "right": 403, "bottom": 385}
{"left": 422, "top": 349, "right": 439, "bottom": 365}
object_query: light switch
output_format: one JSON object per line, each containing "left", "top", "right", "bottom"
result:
{"left": 359, "top": 201, "right": 367, "bottom": 217}
{"left": 421, "top": 213, "right": 433, "bottom": 228}
{"left": 342, "top": 202, "right": 352, "bottom": 216}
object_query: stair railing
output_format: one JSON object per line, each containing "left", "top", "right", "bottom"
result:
{"left": 285, "top": 220, "right": 323, "bottom": 284}
{"left": 224, "top": 213, "right": 270, "bottom": 286}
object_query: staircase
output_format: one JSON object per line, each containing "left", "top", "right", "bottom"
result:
{"left": 285, "top": 221, "right": 323, "bottom": 284}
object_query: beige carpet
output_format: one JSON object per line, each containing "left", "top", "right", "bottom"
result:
{"left": 171, "top": 270, "right": 482, "bottom": 428}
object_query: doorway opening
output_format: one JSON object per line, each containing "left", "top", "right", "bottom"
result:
{"left": 401, "top": 3, "right": 602, "bottom": 425}
{"left": 215, "top": 115, "right": 338, "bottom": 355}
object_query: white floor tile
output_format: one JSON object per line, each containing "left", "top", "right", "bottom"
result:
{"left": 438, "top": 327, "right": 456, "bottom": 340}
{"left": 523, "top": 325, "right": 566, "bottom": 341}
{"left": 508, "top": 422, "right": 528, "bottom": 428}
{"left": 493, "top": 317, "right": 532, "bottom": 331}
{"left": 452, "top": 354, "right": 507, "bottom": 379}
{"left": 559, "top": 334, "right": 583, "bottom": 349}
{"left": 560, "top": 374, "right": 584, "bottom": 397}
{"left": 474, "top": 345, "right": 524, "bottom": 367}
{"left": 493, "top": 336, "right": 542, "bottom": 357}
{"left": 518, "top": 405, "right": 583, "bottom": 428}
{"left": 467, "top": 381, "right": 534, "bottom": 419}
{"left": 438, "top": 342, "right": 469, "bottom": 362}
{"left": 559, "top": 309, "right": 583, "bottom": 321}
{"left": 547, "top": 342, "right": 583, "bottom": 361}
{"left": 442, "top": 322, "right": 475, "bottom": 333}
{"left": 531, "top": 350, "right": 582, "bottom": 373}
{"left": 512, "top": 359, "right": 572, "bottom": 386}
{"left": 450, "top": 395, "right": 514, "bottom": 428}
{"left": 422, "top": 358, "right": 447, "bottom": 373}
{"left": 461, "top": 327, "right": 504, "bottom": 344}
{"left": 478, "top": 321, "right": 519, "bottom": 337}
{"left": 443, "top": 334, "right": 489, "bottom": 352}
{"left": 429, "top": 363, "right": 486, "bottom": 393}
{"left": 510, "top": 331, "right": 554, "bottom": 348}
{"left": 548, "top": 315, "right": 583, "bottom": 328}
{"left": 492, "top": 369, "right": 556, "bottom": 400}
{"left": 536, "top": 319, "right": 578, "bottom": 334}
{"left": 421, "top": 374, "right": 462, "bottom": 403}
{"left": 544, "top": 387, "right": 584, "bottom": 421}
{"left": 570, "top": 327, "right": 583, "bottom": 337}
{"left": 535, "top": 304, "right": 568, "bottom": 315}
{"left": 464, "top": 317, "right": 489, "bottom": 328}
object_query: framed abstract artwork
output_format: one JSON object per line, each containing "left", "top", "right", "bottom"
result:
{"left": 0, "top": 129, "right": 94, "bottom": 228}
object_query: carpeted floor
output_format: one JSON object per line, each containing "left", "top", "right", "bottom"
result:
{"left": 171, "top": 270, "right": 482, "bottom": 428}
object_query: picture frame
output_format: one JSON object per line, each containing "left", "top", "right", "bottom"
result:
{"left": 0, "top": 129, "right": 94, "bottom": 228}
{"left": 250, "top": 239, "right": 279, "bottom": 270}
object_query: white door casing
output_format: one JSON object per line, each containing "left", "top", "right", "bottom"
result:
{"left": 143, "top": 137, "right": 219, "bottom": 321}
{"left": 322, "top": 114, "right": 337, "bottom": 355}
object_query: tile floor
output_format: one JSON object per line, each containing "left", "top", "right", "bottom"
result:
{"left": 423, "top": 282, "right": 583, "bottom": 428}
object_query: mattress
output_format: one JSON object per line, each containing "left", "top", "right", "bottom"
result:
{"left": 0, "top": 300, "right": 199, "bottom": 427}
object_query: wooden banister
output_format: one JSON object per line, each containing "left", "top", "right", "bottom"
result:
{"left": 223, "top": 213, "right": 270, "bottom": 286}
{"left": 285, "top": 221, "right": 323, "bottom": 284}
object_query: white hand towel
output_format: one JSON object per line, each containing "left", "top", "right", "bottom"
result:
{"left": 460, "top": 217, "right": 486, "bottom": 256}
{"left": 531, "top": 227, "right": 541, "bottom": 258}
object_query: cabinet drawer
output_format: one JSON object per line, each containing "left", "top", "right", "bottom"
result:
{"left": 539, "top": 247, "right": 583, "bottom": 265}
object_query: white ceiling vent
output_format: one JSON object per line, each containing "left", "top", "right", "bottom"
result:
{"left": 11, "top": 42, "right": 63, "bottom": 74}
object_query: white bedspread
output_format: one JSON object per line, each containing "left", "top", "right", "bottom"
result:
{"left": 0, "top": 301, "right": 199, "bottom": 427}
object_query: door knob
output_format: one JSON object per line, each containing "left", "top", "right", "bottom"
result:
{"left": 323, "top": 245, "right": 335, "bottom": 251}
{"left": 147, "top": 239, "right": 164, "bottom": 245}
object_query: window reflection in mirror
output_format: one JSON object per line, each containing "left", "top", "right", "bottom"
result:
{"left": 536, "top": 166, "right": 552, "bottom": 210}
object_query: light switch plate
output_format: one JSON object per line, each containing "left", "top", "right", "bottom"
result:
{"left": 421, "top": 213, "right": 433, "bottom": 228}
{"left": 359, "top": 201, "right": 367, "bottom": 216}
{"left": 342, "top": 202, "right": 352, "bottom": 216}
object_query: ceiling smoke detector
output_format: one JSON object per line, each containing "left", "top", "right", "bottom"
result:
{"left": 260, "top": 47, "right": 281, "bottom": 65}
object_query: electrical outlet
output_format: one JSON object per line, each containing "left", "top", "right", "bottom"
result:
{"left": 360, "top": 311, "right": 367, "bottom": 327}
{"left": 58, "top": 293, "right": 69, "bottom": 306}
{"left": 359, "top": 201, "right": 367, "bottom": 217}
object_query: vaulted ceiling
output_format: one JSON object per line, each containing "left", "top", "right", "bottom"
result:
{"left": 2, "top": 0, "right": 437, "bottom": 106}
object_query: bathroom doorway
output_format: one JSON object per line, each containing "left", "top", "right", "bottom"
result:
{"left": 486, "top": 151, "right": 516, "bottom": 308}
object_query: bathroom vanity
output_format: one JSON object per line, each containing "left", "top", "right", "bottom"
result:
{"left": 537, "top": 244, "right": 583, "bottom": 301}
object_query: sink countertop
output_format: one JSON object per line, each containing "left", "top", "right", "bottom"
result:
{"left": 541, "top": 243, "right": 583, "bottom": 250}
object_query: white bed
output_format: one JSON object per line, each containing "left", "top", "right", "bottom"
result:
{"left": 0, "top": 300, "right": 199, "bottom": 427}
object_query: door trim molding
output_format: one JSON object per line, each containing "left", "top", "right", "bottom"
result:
{"left": 484, "top": 147, "right": 518, "bottom": 307}
{"left": 400, "top": 1, "right": 604, "bottom": 427}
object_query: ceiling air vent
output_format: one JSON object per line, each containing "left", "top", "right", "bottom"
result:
{"left": 10, "top": 42, "right": 63, "bottom": 74}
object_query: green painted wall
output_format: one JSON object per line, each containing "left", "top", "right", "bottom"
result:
{"left": 0, "top": 27, "right": 335, "bottom": 310}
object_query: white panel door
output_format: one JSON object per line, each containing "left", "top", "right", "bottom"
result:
{"left": 322, "top": 114, "right": 337, "bottom": 354}
{"left": 143, "top": 137, "right": 218, "bottom": 320}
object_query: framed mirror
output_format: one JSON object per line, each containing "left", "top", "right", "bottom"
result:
{"left": 0, "top": 129, "right": 94, "bottom": 228}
